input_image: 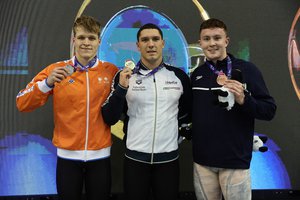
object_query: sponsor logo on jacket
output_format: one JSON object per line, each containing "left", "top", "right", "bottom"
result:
{"left": 164, "top": 80, "right": 180, "bottom": 90}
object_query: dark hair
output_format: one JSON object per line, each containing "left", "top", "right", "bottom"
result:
{"left": 199, "top": 18, "right": 228, "bottom": 35}
{"left": 73, "top": 15, "right": 101, "bottom": 37}
{"left": 137, "top": 23, "right": 163, "bottom": 41}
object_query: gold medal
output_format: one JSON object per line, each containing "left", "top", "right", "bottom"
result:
{"left": 216, "top": 74, "right": 228, "bottom": 85}
{"left": 125, "top": 60, "right": 135, "bottom": 70}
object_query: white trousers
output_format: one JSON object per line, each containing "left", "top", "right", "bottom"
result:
{"left": 193, "top": 162, "right": 251, "bottom": 200}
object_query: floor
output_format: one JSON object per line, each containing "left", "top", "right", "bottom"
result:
{"left": 1, "top": 190, "right": 300, "bottom": 200}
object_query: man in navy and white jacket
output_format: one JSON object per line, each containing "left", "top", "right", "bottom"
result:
{"left": 102, "top": 23, "right": 191, "bottom": 200}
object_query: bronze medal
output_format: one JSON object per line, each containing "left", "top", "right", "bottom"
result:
{"left": 216, "top": 74, "right": 227, "bottom": 85}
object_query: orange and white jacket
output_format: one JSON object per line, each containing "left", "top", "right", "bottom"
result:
{"left": 16, "top": 57, "right": 119, "bottom": 161}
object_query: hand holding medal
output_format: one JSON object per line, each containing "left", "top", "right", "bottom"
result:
{"left": 119, "top": 60, "right": 134, "bottom": 88}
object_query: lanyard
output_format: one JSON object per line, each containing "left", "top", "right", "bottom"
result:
{"left": 206, "top": 56, "right": 232, "bottom": 78}
{"left": 134, "top": 61, "right": 164, "bottom": 78}
{"left": 74, "top": 56, "right": 97, "bottom": 72}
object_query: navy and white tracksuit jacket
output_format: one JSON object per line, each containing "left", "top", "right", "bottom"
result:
{"left": 191, "top": 54, "right": 276, "bottom": 169}
{"left": 102, "top": 61, "right": 191, "bottom": 164}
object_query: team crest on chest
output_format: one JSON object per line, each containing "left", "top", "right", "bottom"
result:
{"left": 98, "top": 77, "right": 110, "bottom": 84}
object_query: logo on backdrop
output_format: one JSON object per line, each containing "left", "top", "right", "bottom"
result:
{"left": 288, "top": 8, "right": 300, "bottom": 101}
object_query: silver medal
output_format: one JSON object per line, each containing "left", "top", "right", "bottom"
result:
{"left": 65, "top": 65, "right": 74, "bottom": 75}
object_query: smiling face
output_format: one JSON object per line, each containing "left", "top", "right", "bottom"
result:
{"left": 199, "top": 27, "right": 229, "bottom": 63}
{"left": 73, "top": 26, "right": 100, "bottom": 66}
{"left": 136, "top": 28, "right": 165, "bottom": 69}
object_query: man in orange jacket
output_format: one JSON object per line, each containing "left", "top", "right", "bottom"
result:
{"left": 16, "top": 15, "right": 131, "bottom": 200}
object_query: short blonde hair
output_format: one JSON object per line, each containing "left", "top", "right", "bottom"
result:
{"left": 73, "top": 15, "right": 101, "bottom": 37}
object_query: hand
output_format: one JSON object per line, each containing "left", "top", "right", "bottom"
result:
{"left": 119, "top": 67, "right": 133, "bottom": 88}
{"left": 179, "top": 123, "right": 192, "bottom": 140}
{"left": 216, "top": 87, "right": 235, "bottom": 110}
{"left": 46, "top": 67, "right": 69, "bottom": 87}
{"left": 224, "top": 79, "right": 245, "bottom": 105}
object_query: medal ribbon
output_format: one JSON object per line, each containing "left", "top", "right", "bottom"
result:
{"left": 134, "top": 61, "right": 164, "bottom": 78}
{"left": 74, "top": 56, "right": 97, "bottom": 72}
{"left": 206, "top": 56, "right": 232, "bottom": 78}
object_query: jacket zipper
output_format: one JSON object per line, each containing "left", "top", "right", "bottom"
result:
{"left": 84, "top": 71, "right": 90, "bottom": 161}
{"left": 151, "top": 74, "right": 158, "bottom": 164}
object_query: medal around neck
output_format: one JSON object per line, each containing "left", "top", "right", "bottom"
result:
{"left": 216, "top": 73, "right": 228, "bottom": 86}
{"left": 65, "top": 65, "right": 75, "bottom": 75}
{"left": 124, "top": 60, "right": 135, "bottom": 70}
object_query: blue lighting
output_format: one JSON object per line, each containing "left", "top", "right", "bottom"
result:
{"left": 98, "top": 5, "right": 190, "bottom": 73}
{"left": 0, "top": 27, "right": 28, "bottom": 75}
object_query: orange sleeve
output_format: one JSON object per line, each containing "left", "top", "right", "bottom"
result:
{"left": 16, "top": 63, "right": 61, "bottom": 112}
